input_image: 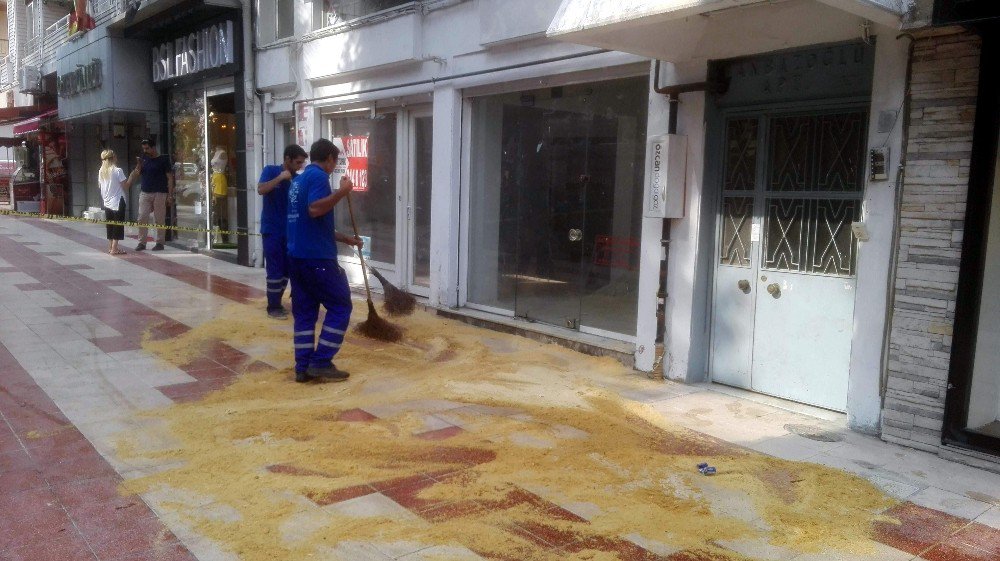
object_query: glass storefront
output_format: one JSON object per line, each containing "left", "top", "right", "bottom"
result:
{"left": 328, "top": 112, "right": 398, "bottom": 265}
{"left": 208, "top": 92, "right": 238, "bottom": 253}
{"left": 467, "top": 76, "right": 648, "bottom": 336}
{"left": 411, "top": 114, "right": 432, "bottom": 289}
{"left": 965, "top": 128, "right": 1000, "bottom": 439}
{"left": 171, "top": 88, "right": 207, "bottom": 249}
{"left": 169, "top": 87, "right": 239, "bottom": 253}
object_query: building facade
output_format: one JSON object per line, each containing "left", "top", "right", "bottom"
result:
{"left": 1, "top": 0, "right": 260, "bottom": 265}
{"left": 253, "top": 0, "right": 904, "bottom": 433}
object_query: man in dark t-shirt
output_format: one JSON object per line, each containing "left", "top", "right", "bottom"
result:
{"left": 135, "top": 138, "right": 174, "bottom": 251}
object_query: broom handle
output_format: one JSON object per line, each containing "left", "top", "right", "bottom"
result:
{"left": 345, "top": 192, "right": 373, "bottom": 301}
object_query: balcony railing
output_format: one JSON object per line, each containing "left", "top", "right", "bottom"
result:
{"left": 42, "top": 14, "right": 71, "bottom": 63}
{"left": 0, "top": 56, "right": 10, "bottom": 88}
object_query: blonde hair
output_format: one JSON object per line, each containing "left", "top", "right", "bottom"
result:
{"left": 99, "top": 149, "right": 116, "bottom": 183}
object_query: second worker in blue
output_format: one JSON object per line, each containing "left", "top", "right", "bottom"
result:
{"left": 286, "top": 138, "right": 363, "bottom": 383}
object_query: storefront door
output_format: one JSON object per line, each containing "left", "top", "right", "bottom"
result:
{"left": 710, "top": 109, "right": 867, "bottom": 411}
{"left": 466, "top": 76, "right": 648, "bottom": 338}
{"left": 206, "top": 89, "right": 238, "bottom": 254}
{"left": 405, "top": 111, "right": 433, "bottom": 296}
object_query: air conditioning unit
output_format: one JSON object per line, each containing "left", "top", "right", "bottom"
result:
{"left": 19, "top": 66, "right": 42, "bottom": 94}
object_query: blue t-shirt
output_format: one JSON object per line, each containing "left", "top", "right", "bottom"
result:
{"left": 140, "top": 154, "right": 172, "bottom": 193}
{"left": 287, "top": 163, "right": 337, "bottom": 260}
{"left": 258, "top": 164, "right": 292, "bottom": 235}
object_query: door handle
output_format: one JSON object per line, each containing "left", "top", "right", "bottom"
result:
{"left": 738, "top": 279, "right": 750, "bottom": 292}
{"left": 766, "top": 283, "right": 780, "bottom": 296}
{"left": 568, "top": 228, "right": 583, "bottom": 242}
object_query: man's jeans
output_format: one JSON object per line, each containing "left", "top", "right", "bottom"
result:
{"left": 137, "top": 192, "right": 167, "bottom": 244}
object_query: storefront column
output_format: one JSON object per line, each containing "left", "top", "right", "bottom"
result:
{"left": 662, "top": 64, "right": 710, "bottom": 382}
{"left": 846, "top": 29, "right": 910, "bottom": 433}
{"left": 429, "top": 86, "right": 462, "bottom": 308}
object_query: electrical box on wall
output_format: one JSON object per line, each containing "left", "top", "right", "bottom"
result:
{"left": 870, "top": 147, "right": 889, "bottom": 181}
{"left": 644, "top": 134, "right": 687, "bottom": 219}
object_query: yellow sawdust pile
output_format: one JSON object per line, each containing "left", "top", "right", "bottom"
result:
{"left": 117, "top": 300, "right": 896, "bottom": 561}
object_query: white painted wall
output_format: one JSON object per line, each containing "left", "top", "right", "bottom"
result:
{"left": 847, "top": 27, "right": 910, "bottom": 433}
{"left": 428, "top": 85, "right": 462, "bottom": 308}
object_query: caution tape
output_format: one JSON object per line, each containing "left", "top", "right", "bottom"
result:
{"left": 0, "top": 209, "right": 259, "bottom": 238}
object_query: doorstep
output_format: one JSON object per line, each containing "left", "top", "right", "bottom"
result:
{"left": 435, "top": 307, "right": 635, "bottom": 368}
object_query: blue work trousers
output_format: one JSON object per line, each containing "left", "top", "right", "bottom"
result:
{"left": 289, "top": 258, "right": 352, "bottom": 372}
{"left": 262, "top": 234, "right": 288, "bottom": 311}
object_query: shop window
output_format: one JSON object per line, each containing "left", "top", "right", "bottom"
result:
{"left": 258, "top": 0, "right": 295, "bottom": 44}
{"left": 466, "top": 76, "right": 649, "bottom": 336}
{"left": 327, "top": 112, "right": 397, "bottom": 265}
{"left": 25, "top": 1, "right": 36, "bottom": 40}
{"left": 317, "top": 0, "right": 412, "bottom": 30}
{"left": 276, "top": 0, "right": 294, "bottom": 39}
{"left": 964, "top": 128, "right": 1000, "bottom": 440}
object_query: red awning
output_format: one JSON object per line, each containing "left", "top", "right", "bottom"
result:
{"left": 12, "top": 109, "right": 59, "bottom": 135}
{"left": 0, "top": 106, "right": 57, "bottom": 125}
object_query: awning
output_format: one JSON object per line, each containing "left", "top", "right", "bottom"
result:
{"left": 546, "top": 0, "right": 910, "bottom": 60}
{"left": 12, "top": 109, "right": 59, "bottom": 136}
{"left": 0, "top": 106, "right": 58, "bottom": 126}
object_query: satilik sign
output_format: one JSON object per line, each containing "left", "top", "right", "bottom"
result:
{"left": 333, "top": 136, "right": 370, "bottom": 192}
{"left": 152, "top": 21, "right": 235, "bottom": 83}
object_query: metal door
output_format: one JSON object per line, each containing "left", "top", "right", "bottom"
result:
{"left": 710, "top": 110, "right": 866, "bottom": 411}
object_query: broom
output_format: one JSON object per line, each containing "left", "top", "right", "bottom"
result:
{"left": 367, "top": 266, "right": 416, "bottom": 316}
{"left": 346, "top": 193, "right": 403, "bottom": 343}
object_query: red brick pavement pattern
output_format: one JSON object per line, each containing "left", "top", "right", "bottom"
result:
{"left": 0, "top": 345, "right": 196, "bottom": 561}
{"left": 6, "top": 225, "right": 1000, "bottom": 560}
{"left": 0, "top": 224, "right": 267, "bottom": 560}
{"left": 21, "top": 217, "right": 264, "bottom": 304}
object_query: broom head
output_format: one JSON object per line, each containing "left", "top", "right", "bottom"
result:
{"left": 369, "top": 267, "right": 417, "bottom": 316}
{"left": 355, "top": 299, "right": 403, "bottom": 342}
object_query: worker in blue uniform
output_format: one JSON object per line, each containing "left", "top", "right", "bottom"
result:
{"left": 257, "top": 144, "right": 308, "bottom": 319}
{"left": 286, "top": 138, "right": 362, "bottom": 383}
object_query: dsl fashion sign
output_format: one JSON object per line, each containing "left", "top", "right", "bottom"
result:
{"left": 152, "top": 21, "right": 235, "bottom": 83}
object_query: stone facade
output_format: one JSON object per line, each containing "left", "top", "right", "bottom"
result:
{"left": 882, "top": 28, "right": 981, "bottom": 453}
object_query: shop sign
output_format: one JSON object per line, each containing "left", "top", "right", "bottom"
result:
{"left": 334, "top": 135, "right": 369, "bottom": 192}
{"left": 644, "top": 134, "right": 686, "bottom": 219}
{"left": 716, "top": 42, "right": 874, "bottom": 107}
{"left": 152, "top": 21, "right": 235, "bottom": 83}
{"left": 57, "top": 58, "right": 102, "bottom": 97}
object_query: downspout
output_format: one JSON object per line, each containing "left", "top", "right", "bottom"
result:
{"left": 651, "top": 59, "right": 726, "bottom": 371}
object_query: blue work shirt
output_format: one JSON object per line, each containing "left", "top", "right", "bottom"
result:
{"left": 258, "top": 164, "right": 292, "bottom": 235}
{"left": 287, "top": 163, "right": 337, "bottom": 260}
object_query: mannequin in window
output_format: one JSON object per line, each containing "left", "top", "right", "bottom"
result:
{"left": 211, "top": 147, "right": 229, "bottom": 242}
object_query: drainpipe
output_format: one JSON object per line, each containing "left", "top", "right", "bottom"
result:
{"left": 650, "top": 60, "right": 727, "bottom": 361}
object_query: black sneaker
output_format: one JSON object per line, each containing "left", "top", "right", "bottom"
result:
{"left": 267, "top": 308, "right": 289, "bottom": 320}
{"left": 135, "top": 242, "right": 146, "bottom": 251}
{"left": 306, "top": 365, "right": 350, "bottom": 382}
{"left": 294, "top": 370, "right": 314, "bottom": 383}
{"left": 151, "top": 243, "right": 165, "bottom": 251}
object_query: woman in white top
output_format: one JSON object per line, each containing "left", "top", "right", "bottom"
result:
{"left": 98, "top": 149, "right": 140, "bottom": 255}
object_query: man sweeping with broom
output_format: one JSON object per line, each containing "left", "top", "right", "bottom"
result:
{"left": 286, "top": 139, "right": 363, "bottom": 383}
